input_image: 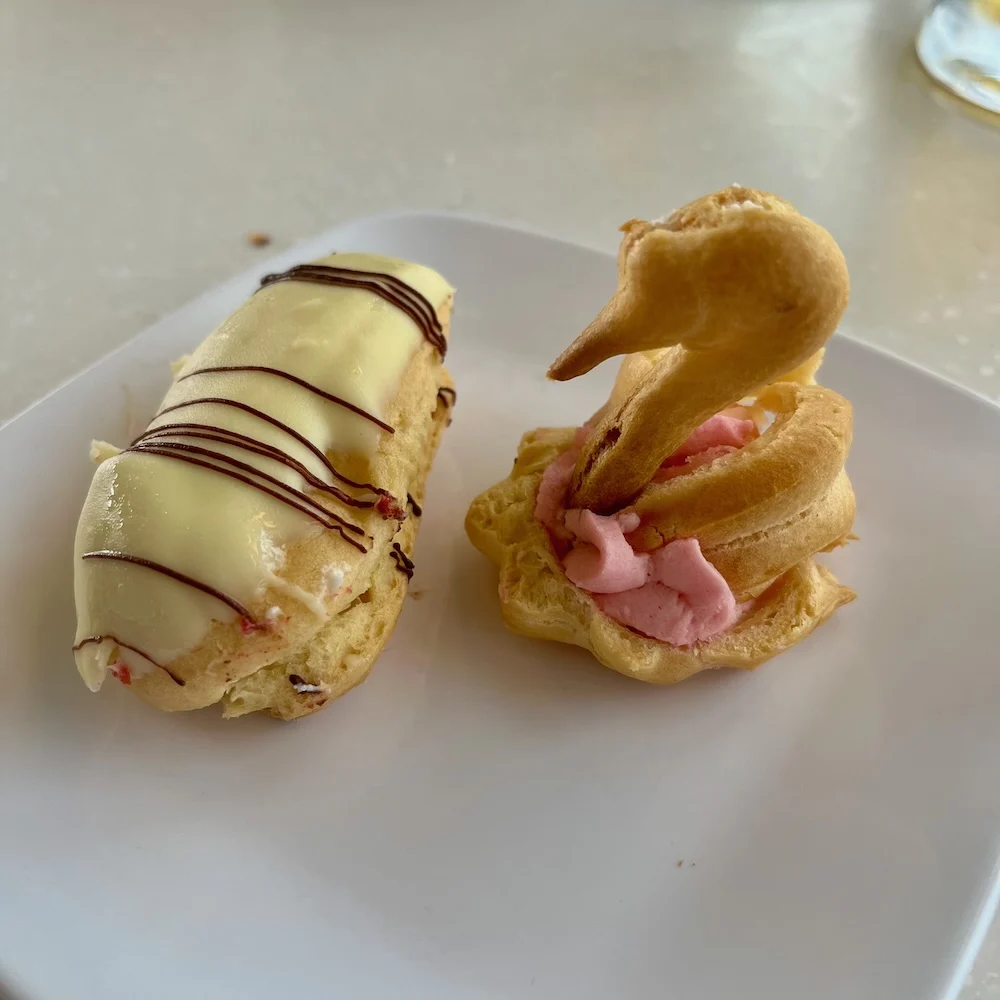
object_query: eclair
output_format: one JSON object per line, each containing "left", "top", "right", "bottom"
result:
{"left": 73, "top": 252, "right": 454, "bottom": 720}
{"left": 466, "top": 187, "right": 855, "bottom": 684}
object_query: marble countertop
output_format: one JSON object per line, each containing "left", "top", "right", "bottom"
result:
{"left": 1, "top": 0, "right": 998, "bottom": 996}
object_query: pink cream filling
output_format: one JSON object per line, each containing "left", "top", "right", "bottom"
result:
{"left": 535, "top": 412, "right": 757, "bottom": 646}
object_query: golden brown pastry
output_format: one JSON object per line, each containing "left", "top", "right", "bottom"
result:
{"left": 466, "top": 186, "right": 855, "bottom": 684}
{"left": 73, "top": 253, "right": 455, "bottom": 719}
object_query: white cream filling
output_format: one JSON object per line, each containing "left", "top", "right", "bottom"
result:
{"left": 263, "top": 571, "right": 328, "bottom": 619}
{"left": 290, "top": 677, "right": 329, "bottom": 694}
{"left": 322, "top": 564, "right": 347, "bottom": 597}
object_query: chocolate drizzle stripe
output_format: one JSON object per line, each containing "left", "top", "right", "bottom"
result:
{"left": 134, "top": 423, "right": 378, "bottom": 511}
{"left": 176, "top": 366, "right": 394, "bottom": 434}
{"left": 129, "top": 440, "right": 366, "bottom": 536}
{"left": 390, "top": 543, "right": 415, "bottom": 580}
{"left": 81, "top": 551, "right": 258, "bottom": 621}
{"left": 127, "top": 444, "right": 369, "bottom": 552}
{"left": 259, "top": 264, "right": 446, "bottom": 358}
{"left": 297, "top": 264, "right": 442, "bottom": 335}
{"left": 154, "top": 397, "right": 390, "bottom": 497}
{"left": 436, "top": 386, "right": 457, "bottom": 407}
{"left": 275, "top": 264, "right": 442, "bottom": 337}
{"left": 72, "top": 634, "right": 185, "bottom": 687}
{"left": 406, "top": 493, "right": 423, "bottom": 517}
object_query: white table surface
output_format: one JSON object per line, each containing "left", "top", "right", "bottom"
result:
{"left": 1, "top": 0, "right": 998, "bottom": 996}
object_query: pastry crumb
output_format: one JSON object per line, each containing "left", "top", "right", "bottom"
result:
{"left": 408, "top": 590, "right": 425, "bottom": 601}
{"left": 89, "top": 439, "right": 122, "bottom": 464}
{"left": 246, "top": 230, "right": 272, "bottom": 248}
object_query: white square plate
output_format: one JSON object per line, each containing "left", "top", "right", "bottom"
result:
{"left": 2, "top": 214, "right": 1000, "bottom": 1000}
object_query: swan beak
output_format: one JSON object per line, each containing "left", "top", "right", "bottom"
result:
{"left": 547, "top": 293, "right": 642, "bottom": 381}
{"left": 547, "top": 221, "right": 683, "bottom": 381}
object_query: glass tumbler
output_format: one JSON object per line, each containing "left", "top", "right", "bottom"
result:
{"left": 917, "top": 0, "right": 1000, "bottom": 114}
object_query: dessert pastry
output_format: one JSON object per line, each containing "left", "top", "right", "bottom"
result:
{"left": 73, "top": 252, "right": 454, "bottom": 719}
{"left": 466, "top": 187, "right": 855, "bottom": 684}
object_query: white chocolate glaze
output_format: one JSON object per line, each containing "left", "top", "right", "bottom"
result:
{"left": 74, "top": 252, "right": 452, "bottom": 691}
